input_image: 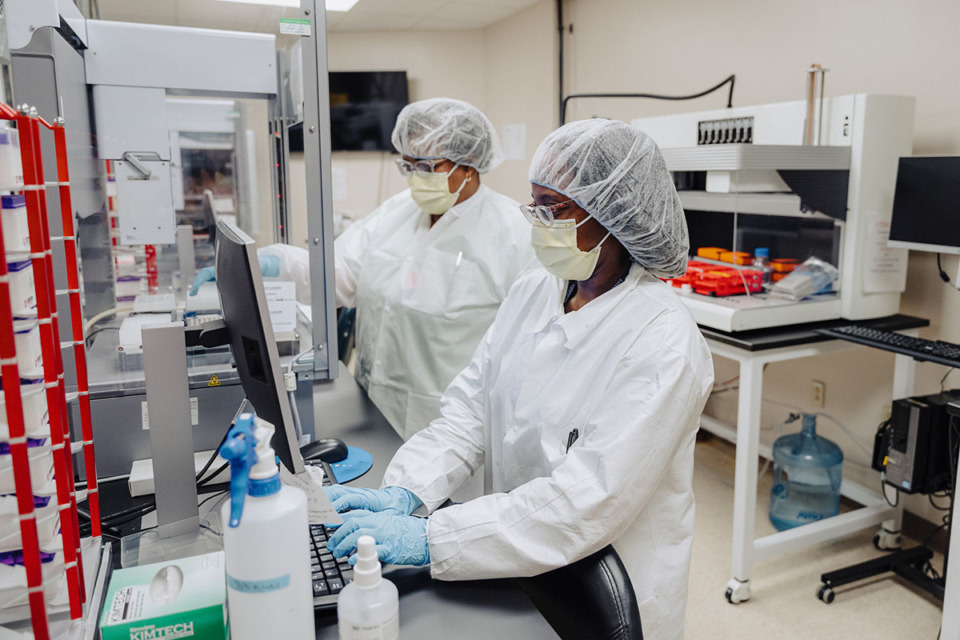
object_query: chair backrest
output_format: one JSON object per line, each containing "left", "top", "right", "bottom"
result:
{"left": 516, "top": 545, "right": 643, "bottom": 640}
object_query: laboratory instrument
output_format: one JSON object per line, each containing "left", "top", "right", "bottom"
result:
{"left": 632, "top": 93, "right": 915, "bottom": 331}
{"left": 221, "top": 414, "right": 315, "bottom": 640}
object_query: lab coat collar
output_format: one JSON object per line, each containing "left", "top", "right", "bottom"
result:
{"left": 416, "top": 184, "right": 491, "bottom": 245}
{"left": 523, "top": 263, "right": 647, "bottom": 349}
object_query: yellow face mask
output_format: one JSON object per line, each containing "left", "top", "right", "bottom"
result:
{"left": 530, "top": 216, "right": 611, "bottom": 281}
{"left": 407, "top": 165, "right": 469, "bottom": 215}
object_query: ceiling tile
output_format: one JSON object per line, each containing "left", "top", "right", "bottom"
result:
{"left": 333, "top": 12, "right": 422, "bottom": 31}
{"left": 99, "top": 0, "right": 538, "bottom": 34}
{"left": 412, "top": 2, "right": 515, "bottom": 29}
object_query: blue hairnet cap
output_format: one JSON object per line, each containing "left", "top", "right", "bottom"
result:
{"left": 392, "top": 98, "right": 503, "bottom": 174}
{"left": 529, "top": 119, "right": 689, "bottom": 278}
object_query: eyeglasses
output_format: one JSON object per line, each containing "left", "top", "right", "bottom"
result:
{"left": 519, "top": 200, "right": 574, "bottom": 227}
{"left": 395, "top": 158, "right": 449, "bottom": 177}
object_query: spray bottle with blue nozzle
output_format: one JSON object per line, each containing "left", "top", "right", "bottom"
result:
{"left": 220, "top": 414, "right": 315, "bottom": 640}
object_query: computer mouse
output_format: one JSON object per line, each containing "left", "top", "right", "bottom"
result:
{"left": 300, "top": 438, "right": 349, "bottom": 464}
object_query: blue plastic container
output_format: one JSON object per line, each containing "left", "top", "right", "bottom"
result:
{"left": 769, "top": 413, "right": 843, "bottom": 530}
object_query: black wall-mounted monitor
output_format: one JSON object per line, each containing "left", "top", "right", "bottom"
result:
{"left": 888, "top": 156, "right": 960, "bottom": 256}
{"left": 289, "top": 71, "right": 408, "bottom": 153}
{"left": 329, "top": 71, "right": 408, "bottom": 152}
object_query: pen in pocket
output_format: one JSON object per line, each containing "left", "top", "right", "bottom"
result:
{"left": 566, "top": 428, "right": 579, "bottom": 453}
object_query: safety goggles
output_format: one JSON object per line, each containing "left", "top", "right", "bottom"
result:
{"left": 519, "top": 199, "right": 575, "bottom": 227}
{"left": 395, "top": 158, "right": 450, "bottom": 177}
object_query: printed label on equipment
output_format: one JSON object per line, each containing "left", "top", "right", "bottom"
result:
{"left": 226, "top": 573, "right": 290, "bottom": 594}
{"left": 127, "top": 622, "right": 195, "bottom": 639}
{"left": 142, "top": 398, "right": 199, "bottom": 429}
{"left": 340, "top": 609, "right": 399, "bottom": 640}
{"left": 279, "top": 18, "right": 311, "bottom": 36}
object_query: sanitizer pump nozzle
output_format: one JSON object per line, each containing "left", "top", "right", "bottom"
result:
{"left": 221, "top": 413, "right": 315, "bottom": 639}
{"left": 220, "top": 413, "right": 279, "bottom": 528}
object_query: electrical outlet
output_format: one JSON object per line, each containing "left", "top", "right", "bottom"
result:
{"left": 812, "top": 380, "right": 826, "bottom": 408}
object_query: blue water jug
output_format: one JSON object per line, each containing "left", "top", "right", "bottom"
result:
{"left": 769, "top": 413, "right": 843, "bottom": 530}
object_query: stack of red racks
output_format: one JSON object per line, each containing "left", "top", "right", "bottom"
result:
{"left": 665, "top": 260, "right": 764, "bottom": 297}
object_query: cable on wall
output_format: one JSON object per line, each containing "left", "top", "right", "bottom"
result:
{"left": 560, "top": 74, "right": 737, "bottom": 125}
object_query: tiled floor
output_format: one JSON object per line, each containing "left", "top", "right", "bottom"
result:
{"left": 685, "top": 436, "right": 943, "bottom": 640}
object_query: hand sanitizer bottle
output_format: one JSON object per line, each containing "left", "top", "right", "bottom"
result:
{"left": 221, "top": 414, "right": 315, "bottom": 640}
{"left": 337, "top": 535, "right": 399, "bottom": 640}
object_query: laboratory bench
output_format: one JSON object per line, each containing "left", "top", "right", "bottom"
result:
{"left": 85, "top": 364, "right": 560, "bottom": 638}
{"left": 697, "top": 313, "right": 929, "bottom": 604}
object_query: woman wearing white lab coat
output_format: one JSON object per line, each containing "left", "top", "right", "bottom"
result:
{"left": 333, "top": 98, "right": 537, "bottom": 440}
{"left": 327, "top": 119, "right": 714, "bottom": 640}
{"left": 199, "top": 99, "right": 537, "bottom": 441}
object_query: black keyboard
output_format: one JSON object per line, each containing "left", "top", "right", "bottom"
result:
{"left": 309, "top": 523, "right": 353, "bottom": 609}
{"left": 310, "top": 461, "right": 351, "bottom": 610}
{"left": 817, "top": 325, "right": 960, "bottom": 367}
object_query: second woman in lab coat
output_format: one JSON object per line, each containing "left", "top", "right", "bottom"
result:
{"left": 332, "top": 98, "right": 537, "bottom": 441}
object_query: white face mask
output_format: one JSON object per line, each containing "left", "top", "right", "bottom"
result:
{"left": 407, "top": 165, "right": 469, "bottom": 215}
{"left": 530, "top": 216, "right": 612, "bottom": 281}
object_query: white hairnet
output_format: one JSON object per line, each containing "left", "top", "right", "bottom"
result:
{"left": 529, "top": 119, "right": 689, "bottom": 278}
{"left": 392, "top": 98, "right": 503, "bottom": 174}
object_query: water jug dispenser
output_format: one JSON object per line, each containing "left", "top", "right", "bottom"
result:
{"left": 769, "top": 413, "right": 843, "bottom": 530}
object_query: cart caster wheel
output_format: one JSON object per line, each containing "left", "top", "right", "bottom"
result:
{"left": 725, "top": 578, "right": 750, "bottom": 604}
{"left": 817, "top": 584, "right": 835, "bottom": 604}
{"left": 873, "top": 528, "right": 901, "bottom": 551}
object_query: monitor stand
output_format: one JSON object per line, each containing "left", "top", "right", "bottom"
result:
{"left": 120, "top": 322, "right": 221, "bottom": 567}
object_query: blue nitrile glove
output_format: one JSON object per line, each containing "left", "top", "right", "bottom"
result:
{"left": 188, "top": 255, "right": 281, "bottom": 296}
{"left": 327, "top": 511, "right": 429, "bottom": 567}
{"left": 189, "top": 266, "right": 216, "bottom": 296}
{"left": 322, "top": 485, "right": 422, "bottom": 516}
{"left": 259, "top": 254, "right": 280, "bottom": 278}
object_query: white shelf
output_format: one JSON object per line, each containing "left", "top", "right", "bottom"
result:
{"left": 678, "top": 291, "right": 842, "bottom": 332}
{"left": 661, "top": 144, "right": 851, "bottom": 172}
{"left": 678, "top": 191, "right": 836, "bottom": 220}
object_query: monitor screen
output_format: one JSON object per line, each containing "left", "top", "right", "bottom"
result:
{"left": 215, "top": 219, "right": 304, "bottom": 474}
{"left": 888, "top": 156, "right": 960, "bottom": 255}
{"left": 328, "top": 71, "right": 408, "bottom": 152}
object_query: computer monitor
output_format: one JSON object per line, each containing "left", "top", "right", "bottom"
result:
{"left": 888, "top": 156, "right": 960, "bottom": 255}
{"left": 215, "top": 219, "right": 305, "bottom": 474}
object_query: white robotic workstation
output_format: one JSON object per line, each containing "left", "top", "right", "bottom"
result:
{"left": 0, "top": 0, "right": 404, "bottom": 636}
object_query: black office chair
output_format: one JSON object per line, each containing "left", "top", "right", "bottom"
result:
{"left": 516, "top": 545, "right": 643, "bottom": 640}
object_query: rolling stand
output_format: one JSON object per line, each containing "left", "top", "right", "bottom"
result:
{"left": 818, "top": 544, "right": 942, "bottom": 604}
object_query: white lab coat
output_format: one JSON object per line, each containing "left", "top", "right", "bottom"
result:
{"left": 382, "top": 264, "right": 714, "bottom": 640}
{"left": 335, "top": 185, "right": 538, "bottom": 441}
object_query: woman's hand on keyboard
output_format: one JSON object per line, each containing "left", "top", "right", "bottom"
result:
{"left": 323, "top": 485, "right": 422, "bottom": 517}
{"left": 327, "top": 511, "right": 429, "bottom": 567}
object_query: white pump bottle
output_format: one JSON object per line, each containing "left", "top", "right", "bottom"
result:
{"left": 220, "top": 413, "right": 315, "bottom": 639}
{"left": 337, "top": 535, "right": 399, "bottom": 640}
